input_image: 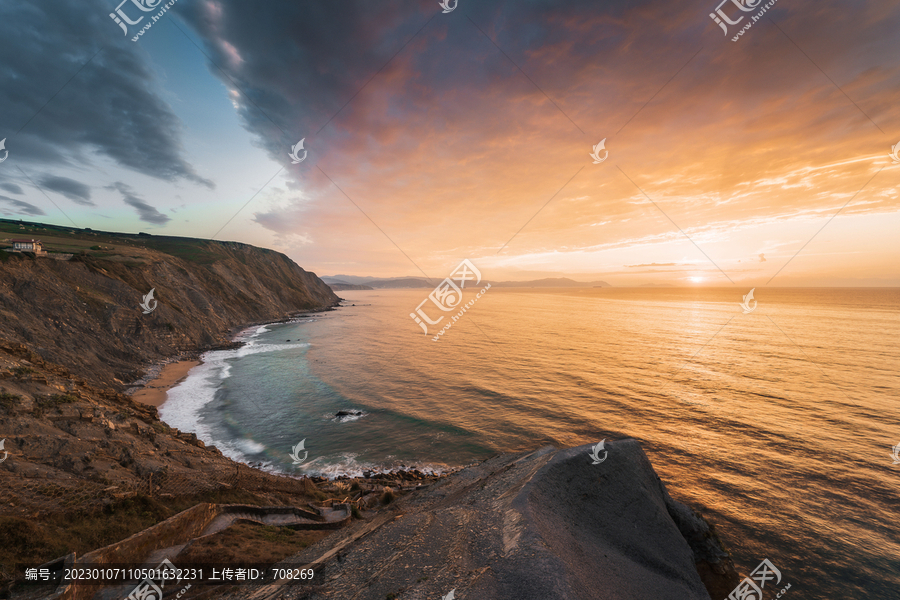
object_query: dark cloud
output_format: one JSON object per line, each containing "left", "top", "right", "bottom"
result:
{"left": 0, "top": 1, "right": 213, "bottom": 188}
{"left": 176, "top": 1, "right": 434, "bottom": 154}
{"left": 0, "top": 195, "right": 46, "bottom": 216}
{"left": 108, "top": 182, "right": 171, "bottom": 225}
{"left": 170, "top": 0, "right": 714, "bottom": 163}
{"left": 1, "top": 0, "right": 896, "bottom": 281}
{"left": 171, "top": 0, "right": 900, "bottom": 255}
{"left": 0, "top": 183, "right": 23, "bottom": 195}
{"left": 38, "top": 175, "right": 93, "bottom": 205}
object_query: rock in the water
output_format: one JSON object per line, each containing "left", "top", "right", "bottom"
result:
{"left": 335, "top": 410, "right": 363, "bottom": 417}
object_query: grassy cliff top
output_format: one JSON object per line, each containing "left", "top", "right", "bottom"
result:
{"left": 0, "top": 219, "right": 264, "bottom": 265}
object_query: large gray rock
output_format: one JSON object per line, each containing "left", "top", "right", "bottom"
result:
{"left": 248, "top": 440, "right": 726, "bottom": 600}
{"left": 478, "top": 441, "right": 713, "bottom": 599}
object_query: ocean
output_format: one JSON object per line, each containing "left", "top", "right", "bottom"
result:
{"left": 159, "top": 287, "right": 900, "bottom": 599}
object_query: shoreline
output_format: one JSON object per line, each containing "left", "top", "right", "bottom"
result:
{"left": 131, "top": 359, "right": 200, "bottom": 408}
{"left": 129, "top": 305, "right": 465, "bottom": 480}
{"left": 126, "top": 312, "right": 465, "bottom": 480}
{"left": 129, "top": 304, "right": 342, "bottom": 409}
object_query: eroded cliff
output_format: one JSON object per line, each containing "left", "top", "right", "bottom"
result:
{"left": 0, "top": 222, "right": 339, "bottom": 388}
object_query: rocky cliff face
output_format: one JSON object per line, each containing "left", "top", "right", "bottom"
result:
{"left": 0, "top": 234, "right": 339, "bottom": 388}
{"left": 0, "top": 228, "right": 340, "bottom": 584}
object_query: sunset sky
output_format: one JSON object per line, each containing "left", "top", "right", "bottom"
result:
{"left": 0, "top": 0, "right": 898, "bottom": 286}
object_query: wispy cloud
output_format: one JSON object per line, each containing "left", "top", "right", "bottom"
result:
{"left": 0, "top": 0, "right": 897, "bottom": 283}
{"left": 168, "top": 0, "right": 900, "bottom": 280}
{"left": 626, "top": 263, "right": 681, "bottom": 268}
{"left": 39, "top": 175, "right": 93, "bottom": 206}
{"left": 0, "top": 0, "right": 214, "bottom": 188}
{"left": 108, "top": 182, "right": 171, "bottom": 226}
{"left": 0, "top": 183, "right": 24, "bottom": 195}
{"left": 0, "top": 195, "right": 46, "bottom": 216}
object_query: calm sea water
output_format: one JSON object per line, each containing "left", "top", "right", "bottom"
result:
{"left": 160, "top": 287, "right": 900, "bottom": 599}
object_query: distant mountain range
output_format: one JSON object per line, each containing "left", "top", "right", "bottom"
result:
{"left": 323, "top": 275, "right": 611, "bottom": 289}
{"left": 327, "top": 282, "right": 376, "bottom": 291}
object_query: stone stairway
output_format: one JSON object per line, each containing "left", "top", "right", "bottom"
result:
{"left": 44, "top": 503, "right": 352, "bottom": 599}
{"left": 199, "top": 504, "right": 350, "bottom": 537}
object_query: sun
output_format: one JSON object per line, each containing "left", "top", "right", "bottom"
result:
{"left": 688, "top": 276, "right": 704, "bottom": 283}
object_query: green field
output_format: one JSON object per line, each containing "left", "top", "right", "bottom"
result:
{"left": 0, "top": 219, "right": 246, "bottom": 264}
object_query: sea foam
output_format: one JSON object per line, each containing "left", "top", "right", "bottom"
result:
{"left": 159, "top": 322, "right": 308, "bottom": 464}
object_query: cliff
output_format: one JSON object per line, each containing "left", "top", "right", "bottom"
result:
{"left": 0, "top": 337, "right": 331, "bottom": 591}
{"left": 0, "top": 222, "right": 339, "bottom": 588}
{"left": 0, "top": 220, "right": 339, "bottom": 388}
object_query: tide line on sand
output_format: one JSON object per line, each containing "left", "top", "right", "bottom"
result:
{"left": 131, "top": 359, "right": 201, "bottom": 408}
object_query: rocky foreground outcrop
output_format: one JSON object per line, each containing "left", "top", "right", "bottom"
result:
{"left": 231, "top": 442, "right": 738, "bottom": 600}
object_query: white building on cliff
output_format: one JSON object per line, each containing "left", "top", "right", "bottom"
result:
{"left": 10, "top": 239, "right": 45, "bottom": 254}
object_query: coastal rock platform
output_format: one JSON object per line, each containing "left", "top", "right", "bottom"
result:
{"left": 240, "top": 440, "right": 735, "bottom": 600}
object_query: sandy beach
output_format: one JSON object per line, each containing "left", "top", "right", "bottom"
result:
{"left": 132, "top": 360, "right": 200, "bottom": 408}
